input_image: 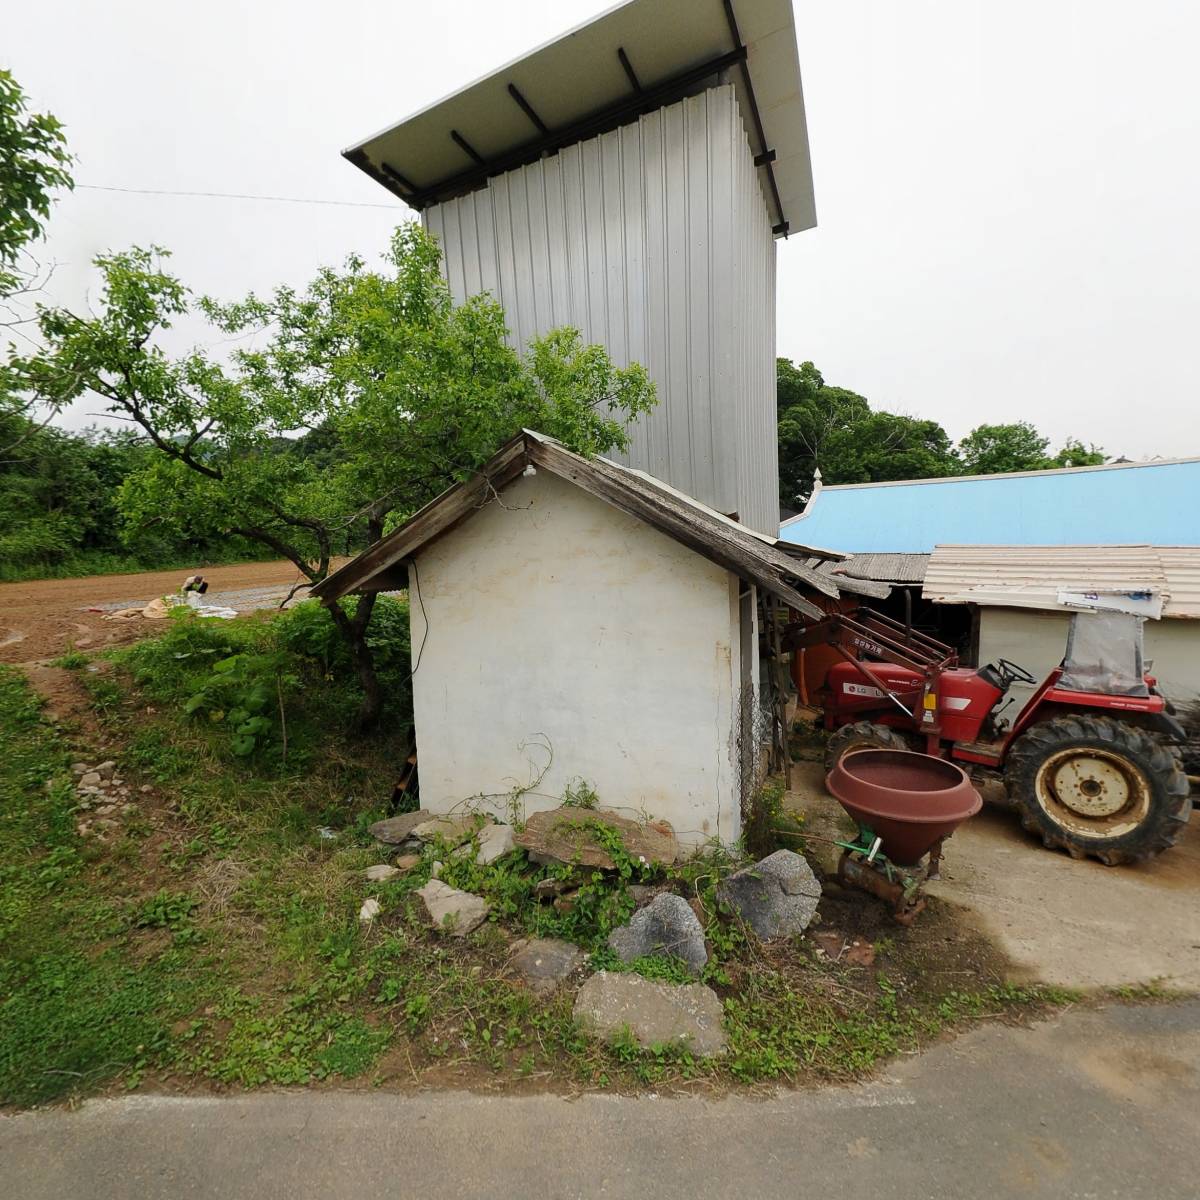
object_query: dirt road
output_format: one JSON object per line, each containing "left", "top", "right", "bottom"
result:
{"left": 0, "top": 560, "right": 331, "bottom": 665}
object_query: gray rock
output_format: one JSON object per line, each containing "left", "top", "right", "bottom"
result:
{"left": 363, "top": 864, "right": 401, "bottom": 882}
{"left": 717, "top": 849, "right": 822, "bottom": 940}
{"left": 607, "top": 893, "right": 708, "bottom": 974}
{"left": 79, "top": 771, "right": 102, "bottom": 787}
{"left": 139, "top": 784, "right": 153, "bottom": 794}
{"left": 416, "top": 880, "right": 489, "bottom": 936}
{"left": 368, "top": 809, "right": 432, "bottom": 844}
{"left": 509, "top": 937, "right": 585, "bottom": 995}
{"left": 515, "top": 807, "right": 678, "bottom": 870}
{"left": 410, "top": 815, "right": 486, "bottom": 848}
{"left": 358, "top": 898, "right": 382, "bottom": 923}
{"left": 95, "top": 761, "right": 117, "bottom": 780}
{"left": 473, "top": 822, "right": 516, "bottom": 865}
{"left": 70, "top": 762, "right": 89, "bottom": 776}
{"left": 573, "top": 972, "right": 727, "bottom": 1057}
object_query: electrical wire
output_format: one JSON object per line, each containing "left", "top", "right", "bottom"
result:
{"left": 75, "top": 183, "right": 400, "bottom": 210}
{"left": 408, "top": 557, "right": 429, "bottom": 678}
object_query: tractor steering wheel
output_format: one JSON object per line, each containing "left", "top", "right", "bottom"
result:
{"left": 995, "top": 657, "right": 1037, "bottom": 686}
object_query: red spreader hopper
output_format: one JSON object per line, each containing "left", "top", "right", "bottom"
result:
{"left": 825, "top": 749, "right": 982, "bottom": 923}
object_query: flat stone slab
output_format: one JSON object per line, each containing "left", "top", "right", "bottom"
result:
{"left": 410, "top": 815, "right": 487, "bottom": 848}
{"left": 607, "top": 893, "right": 707, "bottom": 975}
{"left": 509, "top": 938, "right": 586, "bottom": 995}
{"left": 416, "top": 880, "right": 490, "bottom": 937}
{"left": 717, "top": 850, "right": 822, "bottom": 941}
{"left": 574, "top": 971, "right": 726, "bottom": 1057}
{"left": 515, "top": 807, "right": 678, "bottom": 870}
{"left": 363, "top": 864, "right": 401, "bottom": 883}
{"left": 369, "top": 810, "right": 432, "bottom": 844}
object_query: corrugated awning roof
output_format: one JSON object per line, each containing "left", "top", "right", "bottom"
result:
{"left": 922, "top": 544, "right": 1200, "bottom": 619}
{"left": 836, "top": 553, "right": 930, "bottom": 585}
{"left": 312, "top": 431, "right": 845, "bottom": 619}
{"left": 343, "top": 0, "right": 814, "bottom": 238}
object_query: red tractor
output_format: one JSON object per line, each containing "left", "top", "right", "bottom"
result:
{"left": 791, "top": 607, "right": 1192, "bottom": 865}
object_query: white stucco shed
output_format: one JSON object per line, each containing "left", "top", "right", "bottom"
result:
{"left": 313, "top": 431, "right": 845, "bottom": 850}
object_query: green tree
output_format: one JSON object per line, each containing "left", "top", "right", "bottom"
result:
{"left": 0, "top": 69, "right": 72, "bottom": 296}
{"left": 956, "top": 421, "right": 1052, "bottom": 474}
{"left": 1050, "top": 438, "right": 1106, "bottom": 468}
{"left": 956, "top": 422, "right": 1106, "bottom": 474}
{"left": 1, "top": 69, "right": 73, "bottom": 458}
{"left": 777, "top": 358, "right": 957, "bottom": 505}
{"left": 9, "top": 226, "right": 654, "bottom": 725}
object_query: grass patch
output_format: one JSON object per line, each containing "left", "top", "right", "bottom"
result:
{"left": 0, "top": 604, "right": 1088, "bottom": 1106}
{"left": 0, "top": 666, "right": 202, "bottom": 1105}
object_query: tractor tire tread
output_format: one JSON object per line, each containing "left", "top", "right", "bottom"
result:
{"left": 1005, "top": 714, "right": 1191, "bottom": 865}
{"left": 824, "top": 721, "right": 915, "bottom": 773}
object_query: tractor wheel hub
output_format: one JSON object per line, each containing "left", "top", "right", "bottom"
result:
{"left": 1034, "top": 747, "right": 1151, "bottom": 837}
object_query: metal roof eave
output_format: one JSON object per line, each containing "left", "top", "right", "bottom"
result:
{"left": 342, "top": 0, "right": 815, "bottom": 239}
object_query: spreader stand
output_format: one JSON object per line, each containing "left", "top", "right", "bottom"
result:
{"left": 835, "top": 829, "right": 946, "bottom": 926}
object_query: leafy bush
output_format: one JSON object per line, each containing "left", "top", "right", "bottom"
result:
{"left": 116, "top": 597, "right": 413, "bottom": 766}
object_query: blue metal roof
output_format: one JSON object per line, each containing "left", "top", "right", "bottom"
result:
{"left": 779, "top": 458, "right": 1200, "bottom": 554}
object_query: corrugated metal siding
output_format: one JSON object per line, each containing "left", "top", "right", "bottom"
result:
{"left": 424, "top": 85, "right": 779, "bottom": 536}
{"left": 923, "top": 544, "right": 1200, "bottom": 619}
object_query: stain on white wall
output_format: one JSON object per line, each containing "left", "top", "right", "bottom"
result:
{"left": 409, "top": 469, "right": 745, "bottom": 848}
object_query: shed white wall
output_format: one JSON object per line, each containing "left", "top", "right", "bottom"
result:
{"left": 977, "top": 607, "right": 1200, "bottom": 708}
{"left": 424, "top": 85, "right": 780, "bottom": 536}
{"left": 409, "top": 469, "right": 745, "bottom": 848}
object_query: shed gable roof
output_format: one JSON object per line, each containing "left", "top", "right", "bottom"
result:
{"left": 342, "top": 0, "right": 814, "bottom": 238}
{"left": 312, "top": 431, "right": 844, "bottom": 619}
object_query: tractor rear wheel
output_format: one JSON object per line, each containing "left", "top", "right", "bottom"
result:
{"left": 1004, "top": 714, "right": 1191, "bottom": 865}
{"left": 824, "top": 721, "right": 915, "bottom": 773}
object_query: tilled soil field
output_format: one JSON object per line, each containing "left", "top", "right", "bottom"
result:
{"left": 0, "top": 560, "right": 333, "bottom": 666}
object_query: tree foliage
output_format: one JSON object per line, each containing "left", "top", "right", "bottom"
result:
{"left": 8, "top": 225, "right": 655, "bottom": 724}
{"left": 957, "top": 421, "right": 1106, "bottom": 475}
{"left": 777, "top": 359, "right": 957, "bottom": 505}
{"left": 0, "top": 69, "right": 72, "bottom": 296}
{"left": 778, "top": 359, "right": 1108, "bottom": 507}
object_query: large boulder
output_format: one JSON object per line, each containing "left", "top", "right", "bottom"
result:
{"left": 508, "top": 938, "right": 586, "bottom": 995}
{"left": 515, "top": 807, "right": 677, "bottom": 870}
{"left": 607, "top": 893, "right": 707, "bottom": 975}
{"left": 573, "top": 972, "right": 726, "bottom": 1057}
{"left": 415, "top": 880, "right": 490, "bottom": 936}
{"left": 717, "top": 849, "right": 822, "bottom": 940}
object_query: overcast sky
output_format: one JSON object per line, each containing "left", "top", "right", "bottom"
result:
{"left": 6, "top": 0, "right": 1198, "bottom": 459}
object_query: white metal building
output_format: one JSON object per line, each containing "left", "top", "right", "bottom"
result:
{"left": 342, "top": 0, "right": 815, "bottom": 536}
{"left": 312, "top": 432, "right": 845, "bottom": 848}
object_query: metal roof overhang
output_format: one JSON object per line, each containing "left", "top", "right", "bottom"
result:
{"left": 343, "top": 0, "right": 815, "bottom": 238}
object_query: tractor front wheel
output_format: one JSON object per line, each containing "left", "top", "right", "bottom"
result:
{"left": 1004, "top": 715, "right": 1191, "bottom": 865}
{"left": 824, "top": 721, "right": 915, "bottom": 773}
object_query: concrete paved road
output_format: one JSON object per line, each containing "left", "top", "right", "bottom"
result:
{"left": 5, "top": 1000, "right": 1198, "bottom": 1200}
{"left": 787, "top": 760, "right": 1200, "bottom": 991}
